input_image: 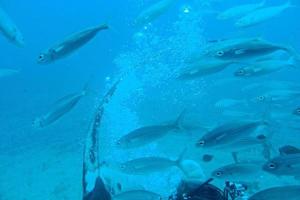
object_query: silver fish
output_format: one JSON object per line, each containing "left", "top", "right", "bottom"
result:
{"left": 177, "top": 59, "right": 235, "bottom": 79}
{"left": 253, "top": 90, "right": 300, "bottom": 104}
{"left": 113, "top": 190, "right": 161, "bottom": 200}
{"left": 0, "top": 6, "right": 24, "bottom": 47}
{"left": 38, "top": 24, "right": 108, "bottom": 64}
{"left": 217, "top": 1, "right": 265, "bottom": 20}
{"left": 235, "top": 58, "right": 295, "bottom": 77}
{"left": 263, "top": 154, "right": 300, "bottom": 179}
{"left": 134, "top": 0, "right": 177, "bottom": 27}
{"left": 249, "top": 185, "right": 300, "bottom": 200}
{"left": 117, "top": 110, "right": 185, "bottom": 149}
{"left": 196, "top": 121, "right": 266, "bottom": 150}
{"left": 202, "top": 37, "right": 295, "bottom": 60}
{"left": 211, "top": 162, "right": 264, "bottom": 182}
{"left": 33, "top": 87, "right": 88, "bottom": 128}
{"left": 236, "top": 2, "right": 293, "bottom": 28}
{"left": 118, "top": 151, "right": 185, "bottom": 175}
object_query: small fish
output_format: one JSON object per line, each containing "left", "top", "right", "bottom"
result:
{"left": 249, "top": 185, "right": 300, "bottom": 200}
{"left": 117, "top": 110, "right": 185, "bottom": 149}
{"left": 279, "top": 145, "right": 300, "bottom": 156}
{"left": 196, "top": 121, "right": 266, "bottom": 150}
{"left": 211, "top": 162, "right": 264, "bottom": 182}
{"left": 118, "top": 151, "right": 185, "bottom": 175}
{"left": 113, "top": 190, "right": 162, "bottom": 200}
{"left": 0, "top": 6, "right": 24, "bottom": 47}
{"left": 202, "top": 37, "right": 295, "bottom": 60}
{"left": 234, "top": 58, "right": 296, "bottom": 77}
{"left": 263, "top": 153, "right": 300, "bottom": 179}
{"left": 134, "top": 0, "right": 177, "bottom": 27}
{"left": 38, "top": 24, "right": 108, "bottom": 64}
{"left": 177, "top": 59, "right": 236, "bottom": 79}
{"left": 33, "top": 86, "right": 88, "bottom": 128}
{"left": 253, "top": 90, "right": 300, "bottom": 104}
{"left": 236, "top": 2, "right": 294, "bottom": 28}
{"left": 0, "top": 68, "right": 19, "bottom": 78}
{"left": 293, "top": 107, "right": 300, "bottom": 116}
{"left": 217, "top": 1, "right": 265, "bottom": 20}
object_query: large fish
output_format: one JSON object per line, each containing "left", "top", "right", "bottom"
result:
{"left": 263, "top": 153, "right": 300, "bottom": 179}
{"left": 217, "top": 1, "right": 265, "bottom": 20}
{"left": 0, "top": 68, "right": 19, "bottom": 78}
{"left": 211, "top": 162, "right": 264, "bottom": 182}
{"left": 196, "top": 121, "right": 266, "bottom": 150}
{"left": 177, "top": 59, "right": 236, "bottom": 79}
{"left": 249, "top": 185, "right": 300, "bottom": 200}
{"left": 118, "top": 150, "right": 186, "bottom": 175}
{"left": 202, "top": 37, "right": 296, "bottom": 61}
{"left": 236, "top": 2, "right": 293, "bottom": 28}
{"left": 0, "top": 6, "right": 24, "bottom": 47}
{"left": 82, "top": 80, "right": 120, "bottom": 200}
{"left": 113, "top": 190, "right": 162, "bottom": 200}
{"left": 234, "top": 58, "right": 296, "bottom": 77}
{"left": 117, "top": 110, "right": 185, "bottom": 149}
{"left": 134, "top": 0, "right": 177, "bottom": 27}
{"left": 33, "top": 86, "right": 88, "bottom": 128}
{"left": 38, "top": 24, "right": 108, "bottom": 64}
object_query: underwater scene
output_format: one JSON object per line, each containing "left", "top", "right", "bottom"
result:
{"left": 1, "top": 0, "right": 300, "bottom": 199}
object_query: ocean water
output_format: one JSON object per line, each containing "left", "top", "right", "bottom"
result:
{"left": 0, "top": 0, "right": 300, "bottom": 199}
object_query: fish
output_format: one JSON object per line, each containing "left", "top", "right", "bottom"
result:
{"left": 293, "top": 107, "right": 300, "bottom": 116}
{"left": 279, "top": 145, "right": 300, "bottom": 156}
{"left": 0, "top": 6, "right": 24, "bottom": 47}
{"left": 117, "top": 110, "right": 185, "bottom": 149}
{"left": 202, "top": 37, "right": 296, "bottom": 60}
{"left": 252, "top": 90, "right": 300, "bottom": 104}
{"left": 234, "top": 58, "right": 296, "bottom": 77}
{"left": 217, "top": 1, "right": 265, "bottom": 20}
{"left": 113, "top": 190, "right": 162, "bottom": 200}
{"left": 33, "top": 85, "right": 89, "bottom": 128}
{"left": 177, "top": 59, "right": 236, "bottom": 79}
{"left": 118, "top": 150, "right": 186, "bottom": 175}
{"left": 0, "top": 68, "right": 19, "bottom": 78}
{"left": 236, "top": 1, "right": 294, "bottom": 28}
{"left": 82, "top": 80, "right": 120, "bottom": 200}
{"left": 211, "top": 162, "right": 264, "bottom": 182}
{"left": 196, "top": 121, "right": 267, "bottom": 150}
{"left": 263, "top": 153, "right": 300, "bottom": 179}
{"left": 249, "top": 185, "right": 300, "bottom": 200}
{"left": 134, "top": 0, "right": 177, "bottom": 27}
{"left": 37, "top": 24, "right": 108, "bottom": 64}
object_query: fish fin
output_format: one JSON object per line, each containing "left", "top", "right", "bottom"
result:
{"left": 95, "top": 23, "right": 109, "bottom": 31}
{"left": 175, "top": 148, "right": 188, "bottom": 174}
{"left": 173, "top": 108, "right": 187, "bottom": 130}
{"left": 231, "top": 152, "right": 239, "bottom": 163}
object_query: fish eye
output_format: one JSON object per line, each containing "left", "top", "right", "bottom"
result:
{"left": 216, "top": 51, "right": 224, "bottom": 57}
{"left": 268, "top": 163, "right": 276, "bottom": 169}
{"left": 297, "top": 108, "right": 300, "bottom": 114}
{"left": 215, "top": 171, "right": 223, "bottom": 177}
{"left": 198, "top": 140, "right": 205, "bottom": 146}
{"left": 38, "top": 54, "right": 45, "bottom": 61}
{"left": 257, "top": 95, "right": 265, "bottom": 101}
{"left": 238, "top": 69, "right": 245, "bottom": 75}
{"left": 120, "top": 164, "right": 126, "bottom": 169}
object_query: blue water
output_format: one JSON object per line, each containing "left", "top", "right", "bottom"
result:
{"left": 0, "top": 0, "right": 300, "bottom": 199}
